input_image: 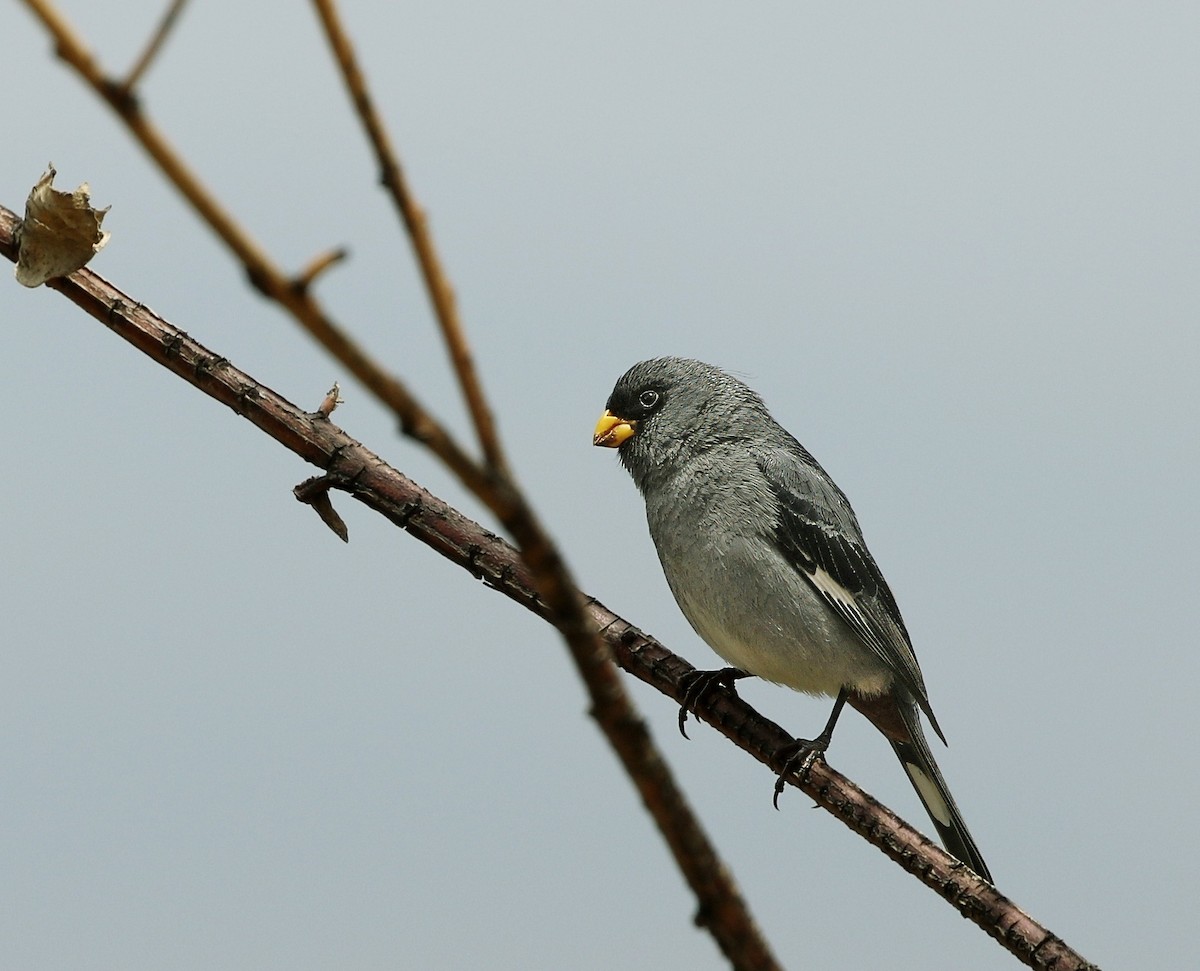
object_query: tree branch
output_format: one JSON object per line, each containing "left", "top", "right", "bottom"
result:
{"left": 117, "top": 0, "right": 190, "bottom": 95}
{"left": 310, "top": 0, "right": 504, "bottom": 473}
{"left": 0, "top": 207, "right": 1098, "bottom": 971}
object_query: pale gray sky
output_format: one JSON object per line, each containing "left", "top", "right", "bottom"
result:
{"left": 3, "top": 2, "right": 1197, "bottom": 968}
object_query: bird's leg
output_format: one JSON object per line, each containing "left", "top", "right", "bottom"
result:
{"left": 676, "top": 667, "right": 750, "bottom": 738}
{"left": 773, "top": 688, "right": 849, "bottom": 808}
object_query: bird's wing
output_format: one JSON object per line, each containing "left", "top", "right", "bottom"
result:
{"left": 755, "top": 444, "right": 942, "bottom": 737}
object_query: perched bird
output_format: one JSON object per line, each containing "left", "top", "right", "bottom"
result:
{"left": 593, "top": 357, "right": 991, "bottom": 880}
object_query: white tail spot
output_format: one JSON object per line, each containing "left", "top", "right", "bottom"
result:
{"left": 905, "top": 762, "right": 952, "bottom": 826}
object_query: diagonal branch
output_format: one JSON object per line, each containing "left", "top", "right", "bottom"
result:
{"left": 310, "top": 0, "right": 504, "bottom": 474}
{"left": 0, "top": 208, "right": 1098, "bottom": 971}
{"left": 118, "top": 0, "right": 190, "bottom": 94}
{"left": 301, "top": 11, "right": 643, "bottom": 857}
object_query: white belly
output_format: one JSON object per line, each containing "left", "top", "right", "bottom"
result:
{"left": 656, "top": 532, "right": 893, "bottom": 698}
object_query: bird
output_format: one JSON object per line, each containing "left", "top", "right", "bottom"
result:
{"left": 592, "top": 356, "right": 991, "bottom": 881}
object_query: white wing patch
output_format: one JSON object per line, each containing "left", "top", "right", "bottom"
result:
{"left": 808, "top": 566, "right": 860, "bottom": 614}
{"left": 807, "top": 566, "right": 892, "bottom": 663}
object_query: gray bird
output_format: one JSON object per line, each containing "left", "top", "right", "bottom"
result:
{"left": 593, "top": 357, "right": 991, "bottom": 881}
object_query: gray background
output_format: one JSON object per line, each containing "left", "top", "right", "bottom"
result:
{"left": 3, "top": 2, "right": 1196, "bottom": 968}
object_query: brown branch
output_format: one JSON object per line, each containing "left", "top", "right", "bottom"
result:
{"left": 310, "top": 0, "right": 505, "bottom": 474}
{"left": 118, "top": 0, "right": 189, "bottom": 94}
{"left": 0, "top": 208, "right": 1098, "bottom": 971}
{"left": 300, "top": 14, "right": 637, "bottom": 884}
{"left": 19, "top": 0, "right": 494, "bottom": 506}
{"left": 316, "top": 381, "right": 344, "bottom": 418}
{"left": 292, "top": 246, "right": 349, "bottom": 294}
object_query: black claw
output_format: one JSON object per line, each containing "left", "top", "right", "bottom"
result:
{"left": 675, "top": 667, "right": 750, "bottom": 739}
{"left": 772, "top": 737, "right": 830, "bottom": 809}
{"left": 772, "top": 687, "right": 850, "bottom": 808}
{"left": 677, "top": 702, "right": 692, "bottom": 740}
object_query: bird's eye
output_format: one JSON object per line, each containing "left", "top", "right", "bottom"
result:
{"left": 638, "top": 389, "right": 660, "bottom": 410}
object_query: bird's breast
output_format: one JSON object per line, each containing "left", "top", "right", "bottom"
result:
{"left": 648, "top": 502, "right": 892, "bottom": 697}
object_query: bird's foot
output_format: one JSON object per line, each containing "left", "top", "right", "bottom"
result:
{"left": 772, "top": 734, "right": 832, "bottom": 809}
{"left": 772, "top": 688, "right": 848, "bottom": 808}
{"left": 676, "top": 667, "right": 750, "bottom": 739}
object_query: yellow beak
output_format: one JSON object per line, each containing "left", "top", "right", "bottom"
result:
{"left": 593, "top": 410, "right": 637, "bottom": 448}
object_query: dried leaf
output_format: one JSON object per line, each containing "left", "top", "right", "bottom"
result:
{"left": 14, "top": 164, "right": 111, "bottom": 287}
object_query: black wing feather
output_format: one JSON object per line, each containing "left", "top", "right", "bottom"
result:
{"left": 756, "top": 447, "right": 943, "bottom": 737}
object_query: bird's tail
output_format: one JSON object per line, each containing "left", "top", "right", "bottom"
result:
{"left": 851, "top": 692, "right": 992, "bottom": 882}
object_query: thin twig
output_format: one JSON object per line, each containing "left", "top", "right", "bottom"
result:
{"left": 301, "top": 14, "right": 625, "bottom": 878}
{"left": 293, "top": 246, "right": 349, "bottom": 294}
{"left": 316, "top": 381, "right": 344, "bottom": 418}
{"left": 119, "top": 0, "right": 190, "bottom": 94}
{"left": 0, "top": 219, "right": 1098, "bottom": 971}
{"left": 310, "top": 0, "right": 506, "bottom": 474}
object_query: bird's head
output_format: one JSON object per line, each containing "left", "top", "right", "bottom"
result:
{"left": 593, "top": 357, "right": 767, "bottom": 492}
